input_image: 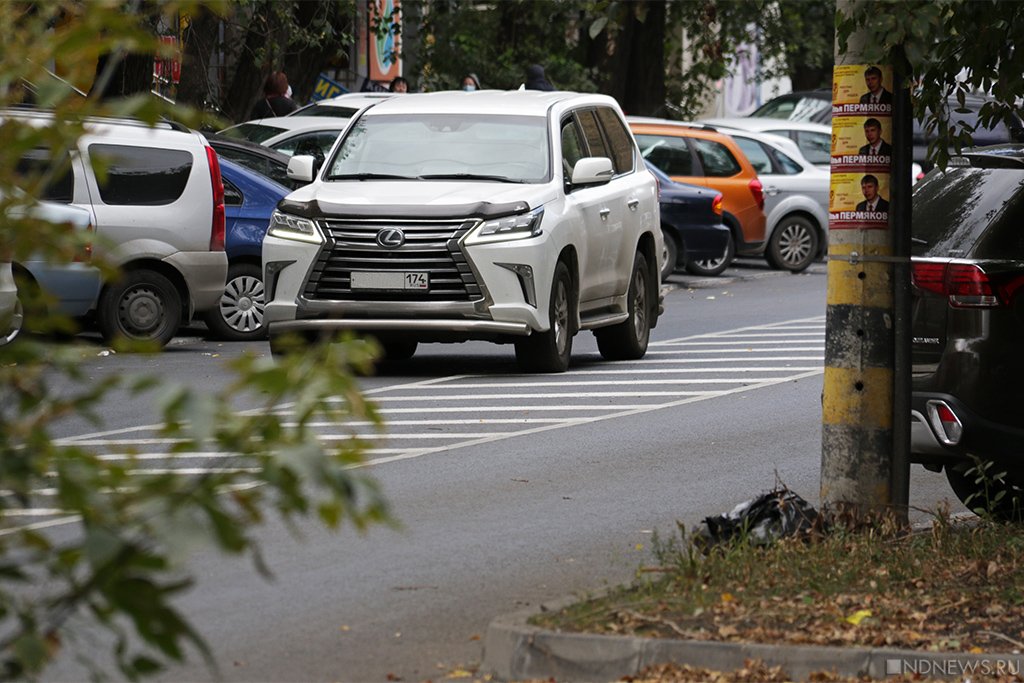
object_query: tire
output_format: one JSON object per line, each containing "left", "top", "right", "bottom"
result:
{"left": 596, "top": 252, "right": 651, "bottom": 361}
{"left": 767, "top": 216, "right": 819, "bottom": 273}
{"left": 0, "top": 298, "right": 23, "bottom": 347}
{"left": 381, "top": 340, "right": 418, "bottom": 361}
{"left": 203, "top": 263, "right": 266, "bottom": 341}
{"left": 660, "top": 229, "right": 679, "bottom": 281}
{"left": 97, "top": 269, "right": 181, "bottom": 347}
{"left": 946, "top": 463, "right": 1024, "bottom": 522}
{"left": 515, "top": 261, "right": 573, "bottom": 373}
{"left": 685, "top": 231, "right": 735, "bottom": 277}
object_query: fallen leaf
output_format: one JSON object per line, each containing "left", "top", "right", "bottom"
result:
{"left": 718, "top": 625, "right": 739, "bottom": 637}
{"left": 446, "top": 669, "right": 473, "bottom": 679}
{"left": 721, "top": 592, "right": 734, "bottom": 603}
{"left": 845, "top": 609, "right": 872, "bottom": 626}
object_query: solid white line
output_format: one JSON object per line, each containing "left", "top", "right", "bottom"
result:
{"left": 614, "top": 356, "right": 822, "bottom": 363}
{"left": 655, "top": 315, "right": 826, "bottom": 344}
{"left": 368, "top": 391, "right": 727, "bottom": 400}
{"left": 644, "top": 347, "right": 823, "bottom": 354}
{"left": 659, "top": 342, "right": 827, "bottom": 348}
{"left": 0, "top": 515, "right": 82, "bottom": 537}
{"left": 402, "top": 378, "right": 803, "bottom": 388}
{"left": 444, "top": 367, "right": 822, "bottom": 377}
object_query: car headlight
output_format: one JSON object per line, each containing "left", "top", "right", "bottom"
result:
{"left": 469, "top": 207, "right": 544, "bottom": 244}
{"left": 268, "top": 210, "right": 323, "bottom": 244}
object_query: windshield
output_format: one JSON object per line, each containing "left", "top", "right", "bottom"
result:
{"left": 325, "top": 114, "right": 551, "bottom": 183}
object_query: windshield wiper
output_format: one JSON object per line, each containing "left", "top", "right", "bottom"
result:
{"left": 912, "top": 237, "right": 928, "bottom": 246}
{"left": 325, "top": 173, "right": 418, "bottom": 181}
{"left": 416, "top": 173, "right": 528, "bottom": 183}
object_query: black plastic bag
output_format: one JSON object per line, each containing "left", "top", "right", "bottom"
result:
{"left": 693, "top": 487, "right": 820, "bottom": 550}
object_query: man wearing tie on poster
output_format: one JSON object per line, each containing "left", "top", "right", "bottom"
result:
{"left": 859, "top": 66, "right": 893, "bottom": 104}
{"left": 856, "top": 174, "right": 889, "bottom": 212}
{"left": 858, "top": 118, "right": 893, "bottom": 156}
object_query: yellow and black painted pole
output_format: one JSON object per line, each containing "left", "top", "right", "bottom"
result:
{"left": 821, "top": 4, "right": 910, "bottom": 520}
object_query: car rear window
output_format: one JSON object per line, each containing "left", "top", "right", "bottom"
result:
{"left": 88, "top": 144, "right": 193, "bottom": 206}
{"left": 634, "top": 134, "right": 694, "bottom": 177}
{"left": 912, "top": 165, "right": 1024, "bottom": 258}
{"left": 223, "top": 123, "right": 287, "bottom": 144}
{"left": 732, "top": 137, "right": 773, "bottom": 174}
{"left": 692, "top": 138, "right": 741, "bottom": 177}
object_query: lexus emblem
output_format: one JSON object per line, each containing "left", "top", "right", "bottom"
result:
{"left": 376, "top": 228, "right": 406, "bottom": 249}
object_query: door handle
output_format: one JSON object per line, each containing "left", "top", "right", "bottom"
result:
{"left": 599, "top": 208, "right": 611, "bottom": 220}
{"left": 627, "top": 198, "right": 640, "bottom": 210}
{"left": 765, "top": 186, "right": 780, "bottom": 197}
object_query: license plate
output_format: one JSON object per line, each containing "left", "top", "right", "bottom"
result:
{"left": 350, "top": 271, "right": 429, "bottom": 291}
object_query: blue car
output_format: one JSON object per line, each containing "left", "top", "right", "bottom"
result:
{"left": 202, "top": 157, "right": 290, "bottom": 340}
{"left": 646, "top": 161, "right": 732, "bottom": 280}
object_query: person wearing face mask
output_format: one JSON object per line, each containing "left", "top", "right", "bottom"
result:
{"left": 461, "top": 73, "right": 481, "bottom": 92}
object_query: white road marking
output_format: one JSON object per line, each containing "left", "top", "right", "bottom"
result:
{"left": 17, "top": 315, "right": 828, "bottom": 533}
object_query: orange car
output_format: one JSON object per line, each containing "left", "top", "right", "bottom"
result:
{"left": 629, "top": 119, "right": 766, "bottom": 275}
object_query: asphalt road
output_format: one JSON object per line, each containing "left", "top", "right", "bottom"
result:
{"left": 40, "top": 257, "right": 963, "bottom": 682}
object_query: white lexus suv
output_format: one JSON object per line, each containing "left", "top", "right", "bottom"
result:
{"left": 262, "top": 90, "right": 662, "bottom": 372}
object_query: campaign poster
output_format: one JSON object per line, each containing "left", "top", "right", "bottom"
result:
{"left": 830, "top": 64, "right": 894, "bottom": 230}
{"left": 829, "top": 172, "right": 890, "bottom": 229}
{"left": 366, "top": 0, "right": 401, "bottom": 83}
{"left": 830, "top": 116, "right": 893, "bottom": 173}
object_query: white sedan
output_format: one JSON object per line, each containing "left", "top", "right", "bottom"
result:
{"left": 719, "top": 129, "right": 829, "bottom": 272}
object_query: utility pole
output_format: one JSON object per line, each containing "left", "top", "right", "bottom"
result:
{"left": 821, "top": 0, "right": 911, "bottom": 522}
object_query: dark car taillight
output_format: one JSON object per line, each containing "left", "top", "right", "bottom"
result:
{"left": 206, "top": 145, "right": 225, "bottom": 251}
{"left": 748, "top": 178, "right": 764, "bottom": 211}
{"left": 912, "top": 261, "right": 1024, "bottom": 308}
{"left": 712, "top": 193, "right": 724, "bottom": 216}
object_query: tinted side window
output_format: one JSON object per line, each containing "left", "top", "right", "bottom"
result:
{"left": 772, "top": 150, "right": 803, "bottom": 175}
{"left": 634, "top": 134, "right": 694, "bottom": 177}
{"left": 577, "top": 111, "right": 609, "bottom": 159}
{"left": 89, "top": 144, "right": 192, "bottom": 206}
{"left": 223, "top": 178, "right": 243, "bottom": 206}
{"left": 17, "top": 149, "right": 75, "bottom": 203}
{"left": 732, "top": 137, "right": 773, "bottom": 175}
{"left": 692, "top": 138, "right": 741, "bottom": 177}
{"left": 272, "top": 131, "right": 340, "bottom": 158}
{"left": 561, "top": 119, "right": 586, "bottom": 182}
{"left": 595, "top": 107, "right": 634, "bottom": 173}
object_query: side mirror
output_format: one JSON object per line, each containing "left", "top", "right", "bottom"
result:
{"left": 287, "top": 155, "right": 316, "bottom": 183}
{"left": 570, "top": 157, "right": 614, "bottom": 186}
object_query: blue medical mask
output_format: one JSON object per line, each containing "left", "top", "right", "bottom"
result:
{"left": 463, "top": 84, "right": 476, "bottom": 92}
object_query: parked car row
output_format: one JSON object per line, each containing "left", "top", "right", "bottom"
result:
{"left": 630, "top": 115, "right": 830, "bottom": 275}
{"left": 1, "top": 108, "right": 296, "bottom": 347}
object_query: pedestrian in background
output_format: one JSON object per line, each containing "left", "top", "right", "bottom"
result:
{"left": 389, "top": 76, "right": 409, "bottom": 93}
{"left": 524, "top": 64, "right": 554, "bottom": 91}
{"left": 250, "top": 71, "right": 298, "bottom": 118}
{"left": 461, "top": 73, "right": 481, "bottom": 92}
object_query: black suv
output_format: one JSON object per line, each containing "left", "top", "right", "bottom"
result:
{"left": 910, "top": 145, "right": 1024, "bottom": 518}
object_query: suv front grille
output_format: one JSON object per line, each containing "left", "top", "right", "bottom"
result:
{"left": 304, "top": 218, "right": 482, "bottom": 302}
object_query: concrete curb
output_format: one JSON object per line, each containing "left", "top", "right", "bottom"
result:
{"left": 482, "top": 593, "right": 1024, "bottom": 682}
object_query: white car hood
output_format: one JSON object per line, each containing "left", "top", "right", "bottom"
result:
{"left": 285, "top": 180, "right": 557, "bottom": 214}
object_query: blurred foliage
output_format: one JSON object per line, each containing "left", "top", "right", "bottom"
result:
{"left": 837, "top": 0, "right": 1024, "bottom": 170}
{"left": 407, "top": 0, "right": 835, "bottom": 117}
{"left": 0, "top": 1, "right": 389, "bottom": 679}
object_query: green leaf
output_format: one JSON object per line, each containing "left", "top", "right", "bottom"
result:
{"left": 589, "top": 16, "right": 608, "bottom": 39}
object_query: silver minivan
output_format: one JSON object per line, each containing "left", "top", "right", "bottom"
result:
{"left": 7, "top": 110, "right": 228, "bottom": 346}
